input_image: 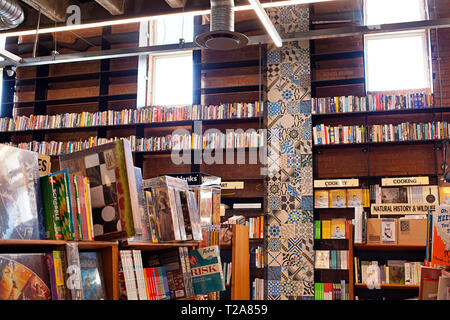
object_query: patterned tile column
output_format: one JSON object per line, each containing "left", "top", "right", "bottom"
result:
{"left": 265, "top": 5, "right": 314, "bottom": 300}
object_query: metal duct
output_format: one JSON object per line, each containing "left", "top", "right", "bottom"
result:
{"left": 0, "top": 0, "right": 24, "bottom": 30}
{"left": 196, "top": 0, "right": 248, "bottom": 50}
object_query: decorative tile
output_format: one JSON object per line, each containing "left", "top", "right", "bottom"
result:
{"left": 267, "top": 50, "right": 281, "bottom": 65}
{"left": 301, "top": 196, "right": 313, "bottom": 210}
{"left": 268, "top": 224, "right": 282, "bottom": 238}
{"left": 268, "top": 251, "right": 283, "bottom": 267}
{"left": 267, "top": 280, "right": 283, "bottom": 296}
{"left": 268, "top": 238, "right": 282, "bottom": 252}
{"left": 268, "top": 266, "right": 282, "bottom": 280}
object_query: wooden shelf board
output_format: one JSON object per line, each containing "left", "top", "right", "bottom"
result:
{"left": 120, "top": 240, "right": 200, "bottom": 251}
{"left": 355, "top": 283, "right": 419, "bottom": 290}
{"left": 0, "top": 239, "right": 117, "bottom": 249}
{"left": 354, "top": 244, "right": 426, "bottom": 251}
{"left": 311, "top": 106, "right": 449, "bottom": 119}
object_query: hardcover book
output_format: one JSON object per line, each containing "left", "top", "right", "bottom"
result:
{"left": 0, "top": 253, "right": 51, "bottom": 300}
{"left": 188, "top": 246, "right": 225, "bottom": 295}
{"left": 381, "top": 187, "right": 408, "bottom": 204}
{"left": 0, "top": 144, "right": 45, "bottom": 240}
{"left": 59, "top": 139, "right": 141, "bottom": 240}
{"left": 329, "top": 189, "right": 346, "bottom": 208}
{"left": 79, "top": 251, "right": 106, "bottom": 300}
{"left": 314, "top": 190, "right": 329, "bottom": 208}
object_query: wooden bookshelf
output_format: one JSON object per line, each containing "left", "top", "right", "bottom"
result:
{"left": 120, "top": 240, "right": 200, "bottom": 251}
{"left": 354, "top": 244, "right": 427, "bottom": 252}
{"left": 354, "top": 283, "right": 420, "bottom": 290}
{"left": 231, "top": 224, "right": 250, "bottom": 300}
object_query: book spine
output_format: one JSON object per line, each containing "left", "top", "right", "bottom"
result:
{"left": 64, "top": 242, "right": 83, "bottom": 300}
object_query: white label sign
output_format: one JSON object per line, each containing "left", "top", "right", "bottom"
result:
{"left": 371, "top": 203, "right": 435, "bottom": 215}
{"left": 221, "top": 181, "right": 244, "bottom": 190}
{"left": 381, "top": 176, "right": 429, "bottom": 186}
{"left": 314, "top": 179, "right": 359, "bottom": 188}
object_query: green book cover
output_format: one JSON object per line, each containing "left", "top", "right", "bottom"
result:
{"left": 72, "top": 175, "right": 83, "bottom": 240}
{"left": 40, "top": 174, "right": 64, "bottom": 240}
{"left": 54, "top": 170, "right": 75, "bottom": 240}
{"left": 315, "top": 220, "right": 321, "bottom": 239}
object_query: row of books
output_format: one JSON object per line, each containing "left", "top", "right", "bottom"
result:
{"left": 314, "top": 218, "right": 352, "bottom": 240}
{"left": 0, "top": 243, "right": 106, "bottom": 300}
{"left": 119, "top": 246, "right": 225, "bottom": 300}
{"left": 222, "top": 261, "right": 232, "bottom": 287}
{"left": 41, "top": 170, "right": 94, "bottom": 241}
{"left": 370, "top": 185, "right": 440, "bottom": 206}
{"left": 250, "top": 245, "right": 265, "bottom": 269}
{"left": 313, "top": 121, "right": 450, "bottom": 145}
{"left": 311, "top": 92, "right": 433, "bottom": 114}
{"left": 0, "top": 102, "right": 264, "bottom": 132}
{"left": 314, "top": 189, "right": 370, "bottom": 208}
{"left": 314, "top": 250, "right": 350, "bottom": 270}
{"left": 252, "top": 278, "right": 264, "bottom": 300}
{"left": 314, "top": 281, "right": 349, "bottom": 300}
{"left": 8, "top": 130, "right": 266, "bottom": 156}
{"left": 246, "top": 216, "right": 264, "bottom": 239}
{"left": 354, "top": 259, "right": 424, "bottom": 286}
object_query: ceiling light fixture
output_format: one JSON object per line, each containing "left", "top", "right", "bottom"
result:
{"left": 248, "top": 0, "right": 282, "bottom": 47}
{"left": 0, "top": 0, "right": 332, "bottom": 38}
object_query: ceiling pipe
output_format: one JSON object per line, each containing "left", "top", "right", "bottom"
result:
{"left": 0, "top": 0, "right": 24, "bottom": 30}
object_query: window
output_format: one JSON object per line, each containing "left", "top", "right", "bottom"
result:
{"left": 364, "top": 0, "right": 431, "bottom": 93}
{"left": 138, "top": 15, "right": 194, "bottom": 106}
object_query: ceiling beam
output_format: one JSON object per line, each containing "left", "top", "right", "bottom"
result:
{"left": 164, "top": 0, "right": 188, "bottom": 8}
{"left": 21, "top": 0, "right": 70, "bottom": 22}
{"left": 95, "top": 0, "right": 126, "bottom": 15}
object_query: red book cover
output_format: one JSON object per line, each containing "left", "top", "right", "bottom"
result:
{"left": 145, "top": 268, "right": 155, "bottom": 300}
{"left": 154, "top": 267, "right": 163, "bottom": 300}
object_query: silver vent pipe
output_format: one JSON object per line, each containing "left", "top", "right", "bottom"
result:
{"left": 0, "top": 0, "right": 24, "bottom": 30}
{"left": 210, "top": 0, "right": 234, "bottom": 32}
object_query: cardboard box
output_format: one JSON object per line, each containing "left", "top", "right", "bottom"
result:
{"left": 366, "top": 218, "right": 399, "bottom": 244}
{"left": 398, "top": 218, "right": 427, "bottom": 246}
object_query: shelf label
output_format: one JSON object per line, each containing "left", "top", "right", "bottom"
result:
{"left": 314, "top": 178, "right": 359, "bottom": 188}
{"left": 371, "top": 203, "right": 434, "bottom": 215}
{"left": 381, "top": 176, "right": 429, "bottom": 186}
{"left": 221, "top": 181, "right": 244, "bottom": 190}
{"left": 38, "top": 154, "right": 51, "bottom": 177}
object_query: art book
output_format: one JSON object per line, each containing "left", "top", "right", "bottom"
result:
{"left": 329, "top": 189, "right": 346, "bottom": 208}
{"left": 314, "top": 190, "right": 329, "bottom": 208}
{"left": 79, "top": 251, "right": 106, "bottom": 300}
{"left": 0, "top": 253, "right": 51, "bottom": 300}
{"left": 0, "top": 144, "right": 45, "bottom": 240}
{"left": 59, "top": 139, "right": 141, "bottom": 240}
{"left": 346, "top": 189, "right": 364, "bottom": 207}
{"left": 431, "top": 206, "right": 450, "bottom": 266}
{"left": 188, "top": 246, "right": 225, "bottom": 295}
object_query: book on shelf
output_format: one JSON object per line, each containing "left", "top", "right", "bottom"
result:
{"left": 314, "top": 188, "right": 369, "bottom": 208}
{"left": 232, "top": 203, "right": 262, "bottom": 209}
{"left": 329, "top": 189, "right": 347, "bottom": 208}
{"left": 188, "top": 245, "right": 225, "bottom": 295}
{"left": 331, "top": 218, "right": 346, "bottom": 239}
{"left": 46, "top": 250, "right": 67, "bottom": 300}
{"left": 246, "top": 216, "right": 264, "bottom": 239}
{"left": 0, "top": 253, "right": 51, "bottom": 300}
{"left": 0, "top": 144, "right": 45, "bottom": 240}
{"left": 353, "top": 207, "right": 367, "bottom": 244}
{"left": 222, "top": 261, "right": 232, "bottom": 286}
{"left": 314, "top": 280, "right": 348, "bottom": 300}
{"left": 314, "top": 190, "right": 329, "bottom": 208}
{"left": 315, "top": 219, "right": 352, "bottom": 240}
{"left": 250, "top": 245, "right": 265, "bottom": 269}
{"left": 437, "top": 275, "right": 450, "bottom": 300}
{"left": 79, "top": 251, "right": 106, "bottom": 300}
{"left": 219, "top": 224, "right": 233, "bottom": 245}
{"left": 419, "top": 266, "right": 442, "bottom": 300}
{"left": 64, "top": 242, "right": 84, "bottom": 300}
{"left": 314, "top": 250, "right": 349, "bottom": 270}
{"left": 431, "top": 206, "right": 450, "bottom": 267}
{"left": 59, "top": 139, "right": 141, "bottom": 241}
{"left": 225, "top": 215, "right": 246, "bottom": 225}
{"left": 252, "top": 278, "right": 264, "bottom": 300}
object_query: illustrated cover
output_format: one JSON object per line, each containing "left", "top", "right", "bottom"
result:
{"left": 68, "top": 174, "right": 81, "bottom": 241}
{"left": 439, "top": 187, "right": 450, "bottom": 205}
{"left": 143, "top": 188, "right": 160, "bottom": 242}
{"left": 79, "top": 251, "right": 106, "bottom": 300}
{"left": 381, "top": 218, "right": 396, "bottom": 244}
{"left": 331, "top": 218, "right": 346, "bottom": 239}
{"left": 129, "top": 167, "right": 151, "bottom": 242}
{"left": 431, "top": 206, "right": 450, "bottom": 266}
{"left": 381, "top": 187, "right": 408, "bottom": 203}
{"left": 0, "top": 253, "right": 51, "bottom": 300}
{"left": 188, "top": 246, "right": 225, "bottom": 295}
{"left": 45, "top": 250, "right": 66, "bottom": 300}
{"left": 64, "top": 242, "right": 83, "bottom": 300}
{"left": 329, "top": 189, "right": 346, "bottom": 208}
{"left": 388, "top": 260, "right": 406, "bottom": 284}
{"left": 421, "top": 186, "right": 439, "bottom": 206}
{"left": 169, "top": 186, "right": 187, "bottom": 241}
{"left": 346, "top": 189, "right": 364, "bottom": 207}
{"left": 154, "top": 186, "right": 178, "bottom": 241}
{"left": 219, "top": 224, "right": 233, "bottom": 245}
{"left": 59, "top": 139, "right": 140, "bottom": 240}
{"left": 315, "top": 250, "right": 330, "bottom": 269}
{"left": 40, "top": 174, "right": 64, "bottom": 240}
{"left": 314, "top": 190, "right": 329, "bottom": 208}
{"left": 0, "top": 144, "right": 45, "bottom": 240}
{"left": 54, "top": 170, "right": 75, "bottom": 240}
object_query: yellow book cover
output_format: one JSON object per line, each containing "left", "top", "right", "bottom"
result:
{"left": 329, "top": 189, "right": 347, "bottom": 208}
{"left": 346, "top": 189, "right": 364, "bottom": 207}
{"left": 331, "top": 218, "right": 346, "bottom": 239}
{"left": 314, "top": 190, "right": 329, "bottom": 208}
{"left": 364, "top": 189, "right": 370, "bottom": 207}
{"left": 439, "top": 187, "right": 450, "bottom": 205}
{"left": 322, "top": 220, "right": 331, "bottom": 239}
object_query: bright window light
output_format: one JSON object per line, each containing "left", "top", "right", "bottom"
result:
{"left": 152, "top": 53, "right": 193, "bottom": 106}
{"left": 154, "top": 15, "right": 194, "bottom": 45}
{"left": 365, "top": 31, "right": 429, "bottom": 92}
{"left": 364, "top": 0, "right": 425, "bottom": 25}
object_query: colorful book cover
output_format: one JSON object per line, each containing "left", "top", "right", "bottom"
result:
{"left": 40, "top": 174, "right": 64, "bottom": 240}
{"left": 46, "top": 250, "right": 66, "bottom": 300}
{"left": 439, "top": 187, "right": 450, "bottom": 205}
{"left": 79, "top": 251, "right": 106, "bottom": 300}
{"left": 0, "top": 253, "right": 51, "bottom": 300}
{"left": 381, "top": 218, "right": 396, "bottom": 244}
{"left": 59, "top": 139, "right": 140, "bottom": 240}
{"left": 219, "top": 224, "right": 233, "bottom": 245}
{"left": 331, "top": 218, "right": 346, "bottom": 239}
{"left": 188, "top": 245, "right": 225, "bottom": 295}
{"left": 431, "top": 206, "right": 450, "bottom": 266}
{"left": 314, "top": 220, "right": 321, "bottom": 239}
{"left": 329, "top": 189, "right": 346, "bottom": 208}
{"left": 0, "top": 144, "right": 45, "bottom": 240}
{"left": 346, "top": 189, "right": 364, "bottom": 207}
{"left": 314, "top": 190, "right": 329, "bottom": 208}
{"left": 64, "top": 242, "right": 84, "bottom": 300}
{"left": 129, "top": 167, "right": 151, "bottom": 242}
{"left": 388, "top": 260, "right": 406, "bottom": 284}
{"left": 53, "top": 170, "right": 75, "bottom": 240}
{"left": 381, "top": 187, "right": 408, "bottom": 203}
{"left": 322, "top": 220, "right": 331, "bottom": 239}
